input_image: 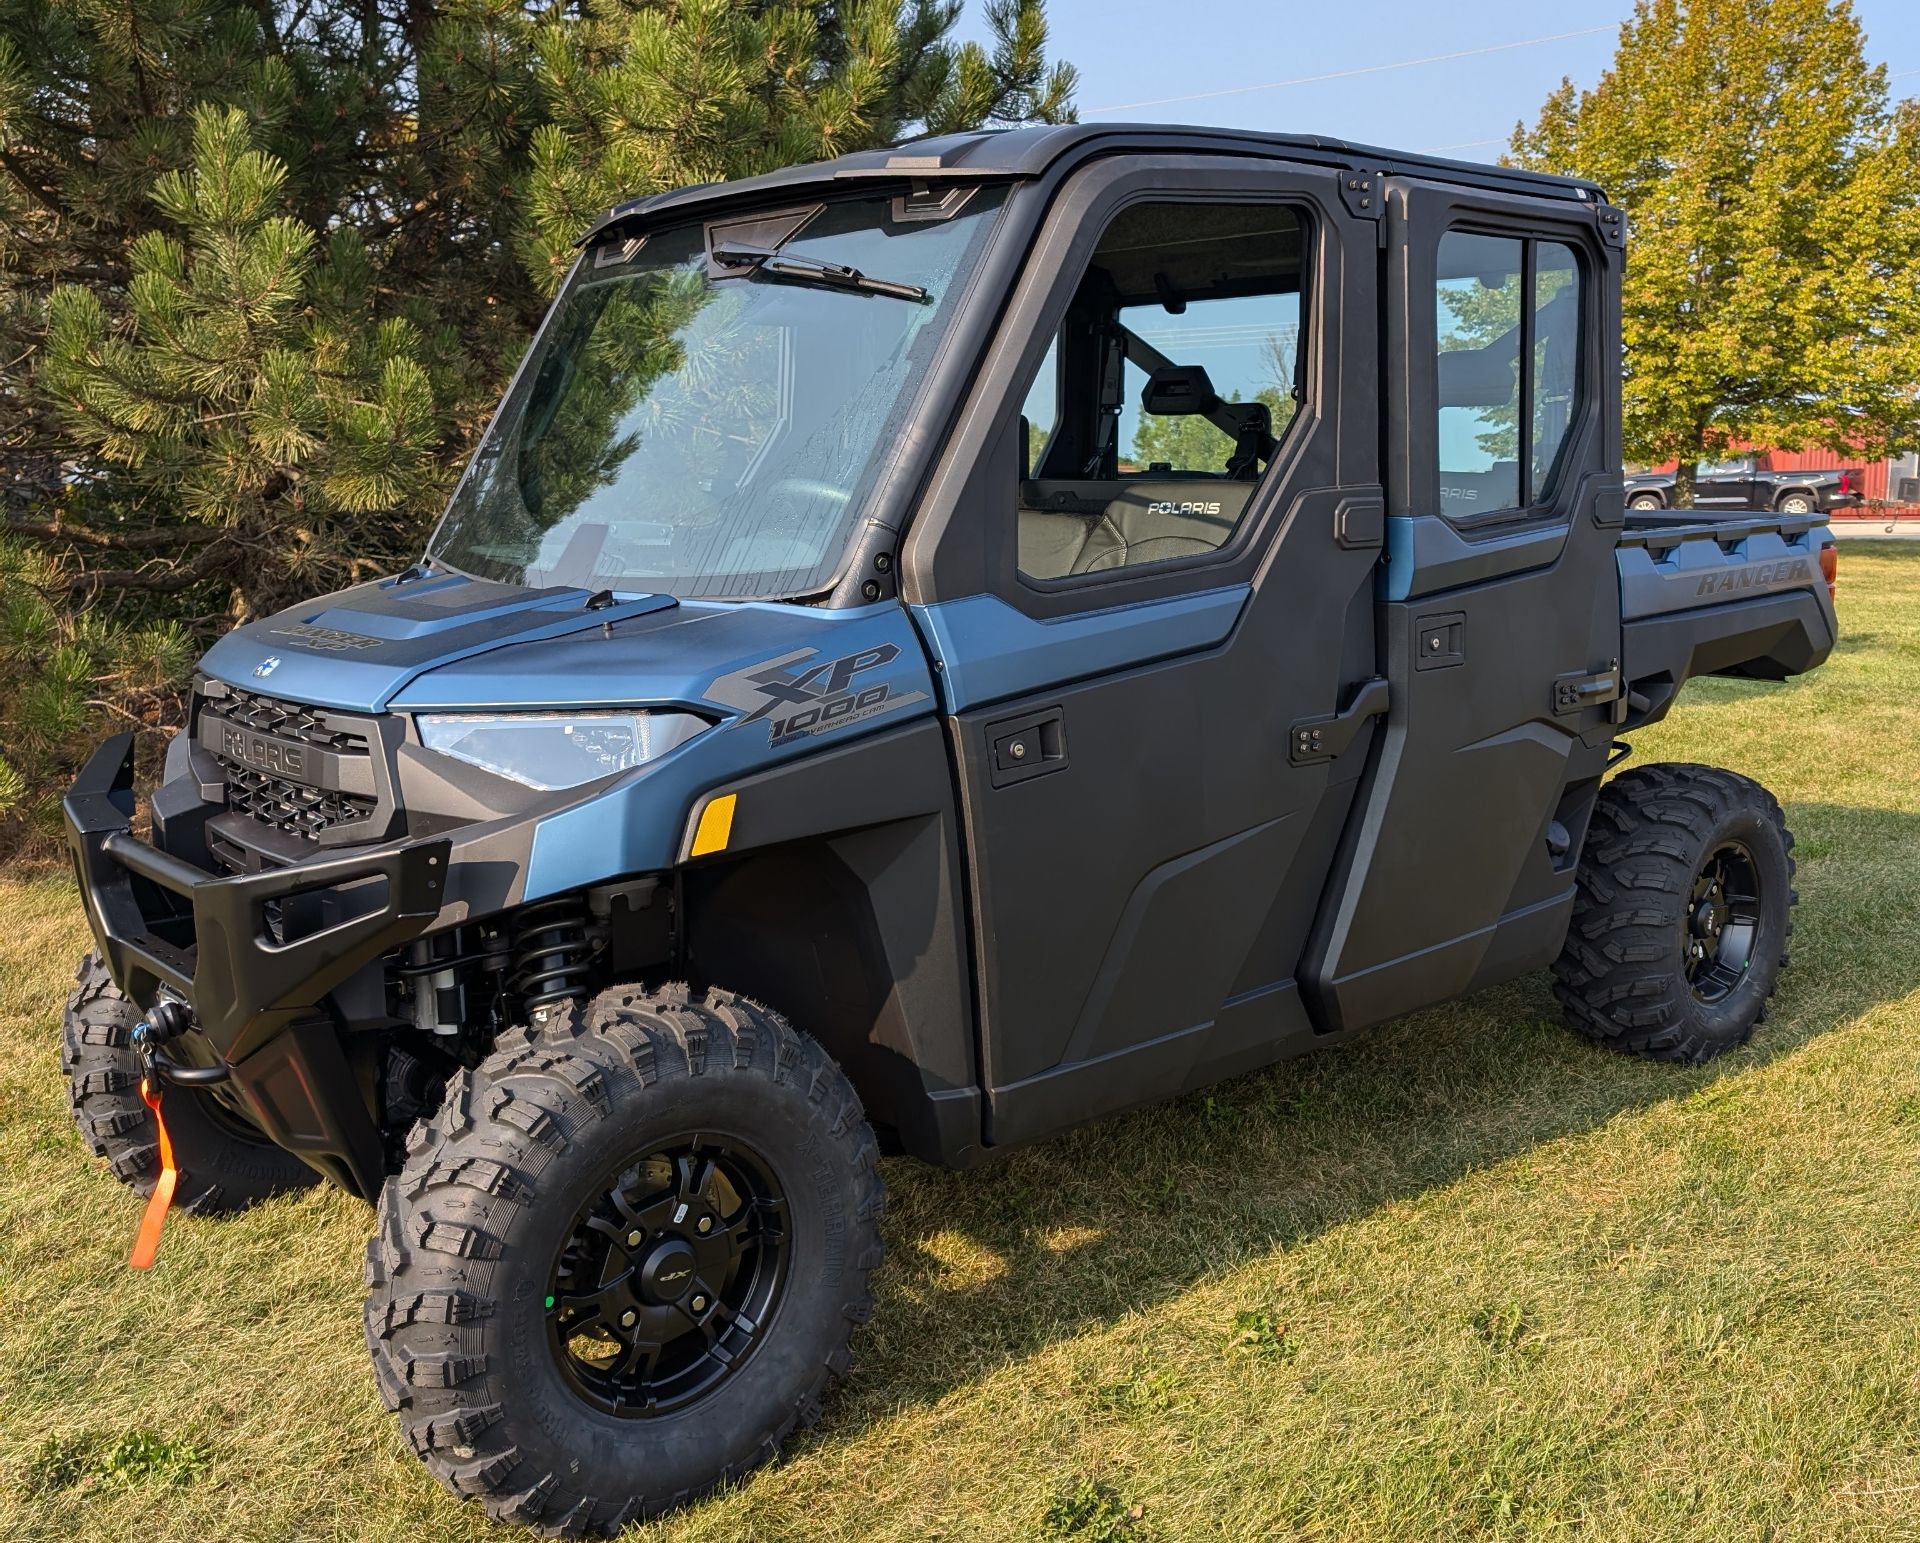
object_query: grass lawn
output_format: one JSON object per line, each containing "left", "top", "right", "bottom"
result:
{"left": 7, "top": 544, "right": 1920, "bottom": 1542}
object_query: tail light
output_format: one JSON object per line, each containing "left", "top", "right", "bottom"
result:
{"left": 1819, "top": 542, "right": 1838, "bottom": 601}
{"left": 1838, "top": 470, "right": 1853, "bottom": 496}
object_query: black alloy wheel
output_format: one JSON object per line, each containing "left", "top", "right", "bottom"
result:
{"left": 549, "top": 1136, "right": 789, "bottom": 1416}
{"left": 1683, "top": 841, "right": 1763, "bottom": 1005}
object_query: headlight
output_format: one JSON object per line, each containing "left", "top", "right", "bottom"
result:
{"left": 416, "top": 710, "right": 708, "bottom": 790}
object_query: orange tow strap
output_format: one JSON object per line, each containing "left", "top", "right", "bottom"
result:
{"left": 129, "top": 1077, "right": 178, "bottom": 1270}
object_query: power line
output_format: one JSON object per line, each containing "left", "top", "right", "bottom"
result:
{"left": 1084, "top": 26, "right": 1615, "bottom": 115}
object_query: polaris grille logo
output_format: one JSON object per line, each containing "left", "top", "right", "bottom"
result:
{"left": 220, "top": 726, "right": 306, "bottom": 778}
{"left": 1694, "top": 557, "right": 1812, "bottom": 597}
{"left": 1145, "top": 500, "right": 1223, "bottom": 517}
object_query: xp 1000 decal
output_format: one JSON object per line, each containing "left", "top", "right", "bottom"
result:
{"left": 706, "top": 643, "right": 928, "bottom": 746}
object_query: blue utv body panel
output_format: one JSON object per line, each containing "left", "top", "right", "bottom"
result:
{"left": 205, "top": 574, "right": 941, "bottom": 902}
{"left": 509, "top": 602, "right": 938, "bottom": 900}
{"left": 201, "top": 572, "right": 678, "bottom": 711}
{"left": 910, "top": 584, "right": 1250, "bottom": 714}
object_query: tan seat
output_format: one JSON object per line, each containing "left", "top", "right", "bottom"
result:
{"left": 1018, "top": 480, "right": 1254, "bottom": 579}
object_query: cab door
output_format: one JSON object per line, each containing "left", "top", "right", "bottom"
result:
{"left": 902, "top": 155, "right": 1384, "bottom": 1148}
{"left": 1302, "top": 177, "right": 1624, "bottom": 1034}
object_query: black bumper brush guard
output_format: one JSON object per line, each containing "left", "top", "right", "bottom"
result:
{"left": 64, "top": 731, "right": 450, "bottom": 1196}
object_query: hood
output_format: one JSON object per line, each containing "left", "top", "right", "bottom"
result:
{"left": 200, "top": 572, "right": 680, "bottom": 711}
{"left": 201, "top": 571, "right": 937, "bottom": 736}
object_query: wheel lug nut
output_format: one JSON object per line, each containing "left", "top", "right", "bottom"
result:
{"left": 696, "top": 1216, "right": 712, "bottom": 1234}
{"left": 626, "top": 1229, "right": 643, "bottom": 1247}
{"left": 691, "top": 1295, "right": 707, "bottom": 1313}
{"left": 620, "top": 1309, "right": 637, "bottom": 1328}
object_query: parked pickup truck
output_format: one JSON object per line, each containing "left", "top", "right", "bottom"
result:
{"left": 61, "top": 123, "right": 1838, "bottom": 1535}
{"left": 1626, "top": 453, "right": 1864, "bottom": 514}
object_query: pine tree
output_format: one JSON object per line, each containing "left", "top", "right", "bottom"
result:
{"left": 1510, "top": 0, "right": 1920, "bottom": 503}
{"left": 0, "top": 0, "right": 1075, "bottom": 841}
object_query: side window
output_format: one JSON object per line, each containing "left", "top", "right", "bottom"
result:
{"left": 1019, "top": 337, "right": 1059, "bottom": 476}
{"left": 1531, "top": 241, "right": 1580, "bottom": 497}
{"left": 1435, "top": 230, "right": 1586, "bottom": 521}
{"left": 1016, "top": 201, "right": 1308, "bottom": 582}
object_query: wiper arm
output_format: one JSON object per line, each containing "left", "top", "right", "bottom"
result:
{"left": 712, "top": 242, "right": 930, "bottom": 304}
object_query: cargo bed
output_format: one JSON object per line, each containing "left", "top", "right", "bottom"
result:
{"left": 1616, "top": 507, "right": 1837, "bottom": 727}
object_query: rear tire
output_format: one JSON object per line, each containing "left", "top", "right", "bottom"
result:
{"left": 364, "top": 984, "right": 884, "bottom": 1536}
{"left": 62, "top": 953, "right": 319, "bottom": 1212}
{"left": 1553, "top": 765, "right": 1796, "bottom": 1063}
{"left": 1628, "top": 493, "right": 1664, "bottom": 511}
{"left": 1778, "top": 491, "right": 1817, "bottom": 515}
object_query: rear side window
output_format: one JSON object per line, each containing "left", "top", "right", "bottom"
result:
{"left": 1435, "top": 231, "right": 1585, "bottom": 521}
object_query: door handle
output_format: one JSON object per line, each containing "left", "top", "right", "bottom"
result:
{"left": 985, "top": 706, "right": 1068, "bottom": 788}
{"left": 1552, "top": 659, "right": 1626, "bottom": 722}
{"left": 1289, "top": 677, "right": 1389, "bottom": 765}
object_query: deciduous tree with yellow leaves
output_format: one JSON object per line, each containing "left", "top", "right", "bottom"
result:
{"left": 1511, "top": 0, "right": 1920, "bottom": 505}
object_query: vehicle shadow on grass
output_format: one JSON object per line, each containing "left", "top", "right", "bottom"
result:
{"left": 814, "top": 798, "right": 1920, "bottom": 1442}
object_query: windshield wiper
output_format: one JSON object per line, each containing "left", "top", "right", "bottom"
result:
{"left": 711, "top": 242, "right": 930, "bottom": 304}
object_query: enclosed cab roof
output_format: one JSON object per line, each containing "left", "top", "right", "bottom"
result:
{"left": 580, "top": 122, "right": 1607, "bottom": 247}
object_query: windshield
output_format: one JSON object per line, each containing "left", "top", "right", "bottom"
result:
{"left": 428, "top": 188, "right": 1007, "bottom": 599}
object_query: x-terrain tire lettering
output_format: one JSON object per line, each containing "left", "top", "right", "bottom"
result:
{"left": 364, "top": 985, "right": 884, "bottom": 1536}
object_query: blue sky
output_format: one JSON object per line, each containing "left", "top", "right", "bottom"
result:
{"left": 964, "top": 0, "right": 1920, "bottom": 163}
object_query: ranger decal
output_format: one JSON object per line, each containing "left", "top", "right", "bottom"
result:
{"left": 1694, "top": 557, "right": 1812, "bottom": 597}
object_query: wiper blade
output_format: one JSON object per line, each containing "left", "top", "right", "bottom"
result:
{"left": 712, "top": 242, "right": 930, "bottom": 304}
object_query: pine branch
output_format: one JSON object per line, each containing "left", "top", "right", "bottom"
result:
{"left": 62, "top": 538, "right": 236, "bottom": 594}
{"left": 3, "top": 515, "right": 226, "bottom": 551}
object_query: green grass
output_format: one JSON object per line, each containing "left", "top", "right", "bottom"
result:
{"left": 7, "top": 546, "right": 1920, "bottom": 1542}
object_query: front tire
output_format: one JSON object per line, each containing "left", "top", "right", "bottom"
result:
{"left": 1553, "top": 765, "right": 1796, "bottom": 1063}
{"left": 364, "top": 985, "right": 884, "bottom": 1536}
{"left": 62, "top": 953, "right": 319, "bottom": 1212}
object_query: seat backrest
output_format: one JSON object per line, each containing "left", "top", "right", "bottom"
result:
{"left": 1018, "top": 479, "right": 1255, "bottom": 578}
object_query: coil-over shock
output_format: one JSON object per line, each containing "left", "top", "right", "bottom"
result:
{"left": 508, "top": 897, "right": 598, "bottom": 1013}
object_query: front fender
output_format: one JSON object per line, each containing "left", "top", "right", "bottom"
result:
{"left": 517, "top": 605, "right": 938, "bottom": 901}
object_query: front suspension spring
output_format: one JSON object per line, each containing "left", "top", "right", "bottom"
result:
{"left": 508, "top": 899, "right": 597, "bottom": 1012}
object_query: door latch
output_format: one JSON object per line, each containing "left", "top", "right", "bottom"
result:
{"left": 1289, "top": 678, "right": 1389, "bottom": 766}
{"left": 985, "top": 706, "right": 1067, "bottom": 788}
{"left": 1552, "top": 660, "right": 1625, "bottom": 721}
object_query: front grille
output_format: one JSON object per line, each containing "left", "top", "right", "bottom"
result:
{"left": 211, "top": 687, "right": 371, "bottom": 754}
{"left": 201, "top": 687, "right": 382, "bottom": 842}
{"left": 222, "top": 764, "right": 379, "bottom": 839}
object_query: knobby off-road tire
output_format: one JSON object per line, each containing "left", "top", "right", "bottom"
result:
{"left": 1554, "top": 764, "right": 1796, "bottom": 1063}
{"left": 364, "top": 985, "right": 885, "bottom": 1536}
{"left": 62, "top": 952, "right": 318, "bottom": 1212}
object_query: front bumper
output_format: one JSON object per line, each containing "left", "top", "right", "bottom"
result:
{"left": 64, "top": 733, "right": 451, "bottom": 1195}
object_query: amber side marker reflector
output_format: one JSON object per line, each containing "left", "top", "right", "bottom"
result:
{"left": 690, "top": 793, "right": 737, "bottom": 857}
{"left": 1819, "top": 542, "right": 1838, "bottom": 602}
{"left": 129, "top": 1078, "right": 178, "bottom": 1269}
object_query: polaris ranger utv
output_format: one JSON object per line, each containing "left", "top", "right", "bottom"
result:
{"left": 62, "top": 124, "right": 1837, "bottom": 1533}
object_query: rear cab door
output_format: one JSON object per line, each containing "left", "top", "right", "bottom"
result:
{"left": 1302, "top": 174, "right": 1627, "bottom": 1034}
{"left": 902, "top": 152, "right": 1386, "bottom": 1146}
